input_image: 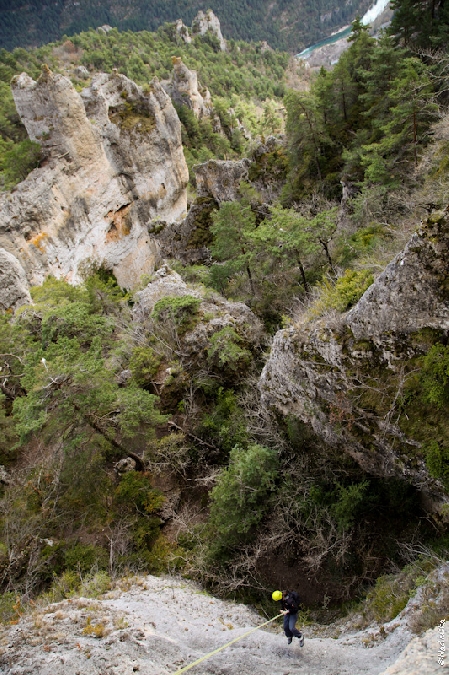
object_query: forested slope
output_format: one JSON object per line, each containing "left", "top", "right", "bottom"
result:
{"left": 0, "top": 0, "right": 371, "bottom": 53}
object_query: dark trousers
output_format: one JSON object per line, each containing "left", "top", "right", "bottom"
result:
{"left": 283, "top": 612, "right": 301, "bottom": 638}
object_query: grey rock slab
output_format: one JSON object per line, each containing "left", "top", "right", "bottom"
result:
{"left": 0, "top": 575, "right": 418, "bottom": 675}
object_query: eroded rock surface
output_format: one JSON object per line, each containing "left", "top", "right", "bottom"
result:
{"left": 194, "top": 158, "right": 250, "bottom": 202}
{"left": 192, "top": 10, "right": 226, "bottom": 51}
{"left": 0, "top": 68, "right": 188, "bottom": 293}
{"left": 260, "top": 210, "right": 449, "bottom": 506}
{"left": 0, "top": 574, "right": 429, "bottom": 675}
{"left": 0, "top": 248, "right": 32, "bottom": 311}
{"left": 162, "top": 57, "right": 212, "bottom": 119}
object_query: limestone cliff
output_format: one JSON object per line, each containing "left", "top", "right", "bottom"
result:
{"left": 162, "top": 57, "right": 212, "bottom": 119}
{"left": 191, "top": 10, "right": 227, "bottom": 51}
{"left": 0, "top": 67, "right": 188, "bottom": 305}
{"left": 260, "top": 210, "right": 449, "bottom": 509}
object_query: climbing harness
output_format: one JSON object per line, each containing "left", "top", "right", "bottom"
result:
{"left": 170, "top": 613, "right": 283, "bottom": 675}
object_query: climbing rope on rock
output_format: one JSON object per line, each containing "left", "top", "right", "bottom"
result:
{"left": 170, "top": 613, "right": 284, "bottom": 675}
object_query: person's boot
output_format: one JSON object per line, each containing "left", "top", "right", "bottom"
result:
{"left": 298, "top": 634, "right": 304, "bottom": 648}
{"left": 287, "top": 637, "right": 292, "bottom": 644}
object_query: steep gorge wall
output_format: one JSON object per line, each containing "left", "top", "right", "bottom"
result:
{"left": 0, "top": 67, "right": 188, "bottom": 305}
{"left": 260, "top": 210, "right": 449, "bottom": 510}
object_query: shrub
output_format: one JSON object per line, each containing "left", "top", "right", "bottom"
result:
{"left": 129, "top": 346, "right": 162, "bottom": 386}
{"left": 208, "top": 443, "right": 279, "bottom": 552}
{"left": 64, "top": 543, "right": 109, "bottom": 575}
{"left": 115, "top": 471, "right": 165, "bottom": 514}
{"left": 152, "top": 295, "right": 201, "bottom": 333}
{"left": 425, "top": 440, "right": 449, "bottom": 489}
{"left": 207, "top": 326, "right": 252, "bottom": 374}
{"left": 0, "top": 592, "right": 18, "bottom": 624}
{"left": 421, "top": 344, "right": 449, "bottom": 408}
{"left": 309, "top": 269, "right": 374, "bottom": 317}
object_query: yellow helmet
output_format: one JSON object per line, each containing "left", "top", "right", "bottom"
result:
{"left": 272, "top": 590, "right": 283, "bottom": 601}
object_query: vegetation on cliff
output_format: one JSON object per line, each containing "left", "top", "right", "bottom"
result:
{"left": 0, "top": 7, "right": 449, "bottom": 622}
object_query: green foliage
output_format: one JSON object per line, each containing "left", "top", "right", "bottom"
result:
{"left": 0, "top": 139, "right": 41, "bottom": 189}
{"left": 389, "top": 0, "right": 449, "bottom": 50}
{"left": 421, "top": 344, "right": 449, "bottom": 408}
{"left": 208, "top": 443, "right": 279, "bottom": 552}
{"left": 129, "top": 346, "right": 162, "bottom": 386}
{"left": 285, "top": 23, "right": 438, "bottom": 199}
{"left": 197, "top": 388, "right": 248, "bottom": 454}
{"left": 330, "top": 481, "right": 369, "bottom": 531}
{"left": 0, "top": 0, "right": 369, "bottom": 54}
{"left": 310, "top": 269, "right": 374, "bottom": 317}
{"left": 363, "top": 558, "right": 436, "bottom": 623}
{"left": 425, "top": 441, "right": 449, "bottom": 489}
{"left": 207, "top": 327, "right": 252, "bottom": 374}
{"left": 152, "top": 295, "right": 201, "bottom": 333}
{"left": 64, "top": 543, "right": 109, "bottom": 574}
{"left": 116, "top": 471, "right": 165, "bottom": 514}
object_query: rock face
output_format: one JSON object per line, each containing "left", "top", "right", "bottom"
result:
{"left": 378, "top": 627, "right": 442, "bottom": 675}
{"left": 175, "top": 19, "right": 193, "bottom": 44}
{"left": 0, "top": 248, "right": 32, "bottom": 311}
{"left": 192, "top": 10, "right": 226, "bottom": 51}
{"left": 195, "top": 158, "right": 250, "bottom": 202}
{"left": 162, "top": 57, "right": 212, "bottom": 119}
{"left": 0, "top": 574, "right": 422, "bottom": 675}
{"left": 347, "top": 212, "right": 449, "bottom": 342}
{"left": 260, "top": 211, "right": 449, "bottom": 507}
{"left": 0, "top": 67, "right": 188, "bottom": 296}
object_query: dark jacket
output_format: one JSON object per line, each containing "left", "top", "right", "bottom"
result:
{"left": 281, "top": 591, "right": 300, "bottom": 614}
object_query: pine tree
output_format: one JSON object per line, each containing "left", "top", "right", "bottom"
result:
{"left": 389, "top": 0, "right": 449, "bottom": 49}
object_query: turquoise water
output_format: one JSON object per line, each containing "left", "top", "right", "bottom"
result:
{"left": 296, "top": 25, "right": 352, "bottom": 59}
{"left": 296, "top": 0, "right": 391, "bottom": 59}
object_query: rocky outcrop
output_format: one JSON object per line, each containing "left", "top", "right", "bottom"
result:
{"left": 347, "top": 211, "right": 449, "bottom": 342}
{"left": 162, "top": 57, "right": 212, "bottom": 119}
{"left": 175, "top": 19, "right": 192, "bottom": 44}
{"left": 0, "top": 248, "right": 32, "bottom": 311}
{"left": 195, "top": 158, "right": 250, "bottom": 202}
{"left": 260, "top": 210, "right": 449, "bottom": 507}
{"left": 379, "top": 627, "right": 443, "bottom": 675}
{"left": 0, "top": 67, "right": 188, "bottom": 293}
{"left": 133, "top": 264, "right": 263, "bottom": 356}
{"left": 192, "top": 10, "right": 226, "bottom": 51}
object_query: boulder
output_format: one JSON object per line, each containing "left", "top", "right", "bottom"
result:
{"left": 194, "top": 158, "right": 250, "bottom": 203}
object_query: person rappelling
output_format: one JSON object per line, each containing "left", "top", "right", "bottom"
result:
{"left": 272, "top": 589, "right": 304, "bottom": 646}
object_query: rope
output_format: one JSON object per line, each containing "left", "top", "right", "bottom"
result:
{"left": 170, "top": 613, "right": 283, "bottom": 675}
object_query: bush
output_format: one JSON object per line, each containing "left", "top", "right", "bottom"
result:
{"left": 1, "top": 139, "right": 41, "bottom": 189}
{"left": 421, "top": 344, "right": 449, "bottom": 408}
{"left": 208, "top": 443, "right": 279, "bottom": 552}
{"left": 152, "top": 295, "right": 201, "bottom": 333}
{"left": 207, "top": 326, "right": 252, "bottom": 374}
{"left": 129, "top": 346, "right": 162, "bottom": 386}
{"left": 425, "top": 441, "right": 449, "bottom": 489}
{"left": 64, "top": 543, "right": 109, "bottom": 574}
{"left": 309, "top": 269, "right": 374, "bottom": 317}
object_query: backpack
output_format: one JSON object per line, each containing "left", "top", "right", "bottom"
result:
{"left": 285, "top": 591, "right": 300, "bottom": 613}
